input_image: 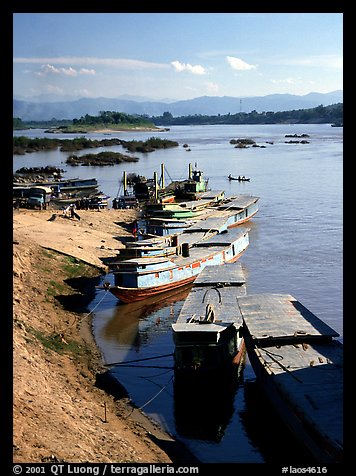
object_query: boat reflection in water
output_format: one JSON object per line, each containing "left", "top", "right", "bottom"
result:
{"left": 173, "top": 354, "right": 245, "bottom": 442}
{"left": 99, "top": 284, "right": 193, "bottom": 352}
{"left": 241, "top": 380, "right": 317, "bottom": 464}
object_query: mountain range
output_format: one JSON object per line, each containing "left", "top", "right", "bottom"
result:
{"left": 13, "top": 90, "right": 343, "bottom": 121}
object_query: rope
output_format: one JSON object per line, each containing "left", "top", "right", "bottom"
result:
{"left": 104, "top": 352, "right": 174, "bottom": 367}
{"left": 202, "top": 287, "right": 222, "bottom": 304}
{"left": 138, "top": 376, "right": 173, "bottom": 411}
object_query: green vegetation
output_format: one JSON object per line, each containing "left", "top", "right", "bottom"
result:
{"left": 60, "top": 255, "right": 95, "bottom": 278}
{"left": 123, "top": 137, "right": 179, "bottom": 153}
{"left": 14, "top": 104, "right": 343, "bottom": 135}
{"left": 22, "top": 251, "right": 97, "bottom": 358}
{"left": 65, "top": 138, "right": 179, "bottom": 166}
{"left": 150, "top": 103, "right": 343, "bottom": 126}
{"left": 72, "top": 110, "right": 155, "bottom": 128}
{"left": 13, "top": 135, "right": 178, "bottom": 156}
{"left": 27, "top": 325, "right": 84, "bottom": 357}
{"left": 66, "top": 151, "right": 139, "bottom": 166}
{"left": 55, "top": 110, "right": 159, "bottom": 132}
{"left": 13, "top": 117, "right": 72, "bottom": 130}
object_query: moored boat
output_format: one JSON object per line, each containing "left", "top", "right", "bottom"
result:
{"left": 107, "top": 226, "right": 250, "bottom": 303}
{"left": 15, "top": 177, "right": 99, "bottom": 195}
{"left": 172, "top": 263, "right": 247, "bottom": 373}
{"left": 217, "top": 194, "right": 259, "bottom": 226}
{"left": 144, "top": 190, "right": 225, "bottom": 219}
{"left": 173, "top": 163, "right": 209, "bottom": 199}
{"left": 114, "top": 215, "right": 231, "bottom": 260}
{"left": 237, "top": 293, "right": 343, "bottom": 463}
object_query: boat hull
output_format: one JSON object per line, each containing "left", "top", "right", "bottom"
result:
{"left": 227, "top": 208, "right": 259, "bottom": 227}
{"left": 109, "top": 251, "right": 244, "bottom": 303}
{"left": 109, "top": 275, "right": 196, "bottom": 303}
{"left": 245, "top": 338, "right": 343, "bottom": 463}
{"left": 239, "top": 293, "right": 343, "bottom": 464}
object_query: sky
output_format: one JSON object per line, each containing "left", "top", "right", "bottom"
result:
{"left": 13, "top": 12, "right": 343, "bottom": 101}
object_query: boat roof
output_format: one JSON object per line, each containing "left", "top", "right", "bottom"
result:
{"left": 195, "top": 263, "right": 246, "bottom": 286}
{"left": 198, "top": 190, "right": 225, "bottom": 200}
{"left": 192, "top": 226, "right": 250, "bottom": 246}
{"left": 126, "top": 237, "right": 168, "bottom": 247}
{"left": 114, "top": 256, "right": 174, "bottom": 266}
{"left": 174, "top": 264, "right": 246, "bottom": 327}
{"left": 185, "top": 215, "right": 228, "bottom": 233}
{"left": 238, "top": 293, "right": 339, "bottom": 344}
{"left": 218, "top": 194, "right": 260, "bottom": 210}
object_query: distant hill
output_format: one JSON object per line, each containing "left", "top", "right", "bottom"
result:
{"left": 13, "top": 90, "right": 343, "bottom": 121}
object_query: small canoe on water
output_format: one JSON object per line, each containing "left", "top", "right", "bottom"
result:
{"left": 228, "top": 175, "right": 250, "bottom": 182}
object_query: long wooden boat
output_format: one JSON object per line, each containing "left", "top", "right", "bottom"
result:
{"left": 115, "top": 215, "right": 232, "bottom": 260}
{"left": 228, "top": 175, "right": 250, "bottom": 181}
{"left": 237, "top": 293, "right": 343, "bottom": 463}
{"left": 144, "top": 190, "right": 225, "bottom": 219}
{"left": 137, "top": 217, "right": 191, "bottom": 237}
{"left": 145, "top": 203, "right": 199, "bottom": 220}
{"left": 172, "top": 263, "right": 247, "bottom": 373}
{"left": 14, "top": 177, "right": 99, "bottom": 194}
{"left": 107, "top": 226, "right": 250, "bottom": 303}
{"left": 137, "top": 195, "right": 259, "bottom": 237}
{"left": 217, "top": 194, "right": 259, "bottom": 227}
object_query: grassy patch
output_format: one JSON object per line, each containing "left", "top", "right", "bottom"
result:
{"left": 28, "top": 326, "right": 84, "bottom": 358}
{"left": 47, "top": 280, "right": 66, "bottom": 296}
{"left": 61, "top": 256, "right": 90, "bottom": 278}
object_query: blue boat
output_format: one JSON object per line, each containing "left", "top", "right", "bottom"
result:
{"left": 217, "top": 194, "right": 259, "bottom": 227}
{"left": 107, "top": 227, "right": 250, "bottom": 303}
{"left": 138, "top": 194, "right": 259, "bottom": 237}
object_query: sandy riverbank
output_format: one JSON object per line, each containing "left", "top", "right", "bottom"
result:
{"left": 12, "top": 208, "right": 198, "bottom": 464}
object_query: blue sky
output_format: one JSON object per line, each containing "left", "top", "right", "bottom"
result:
{"left": 13, "top": 13, "right": 343, "bottom": 101}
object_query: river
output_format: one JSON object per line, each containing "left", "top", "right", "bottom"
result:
{"left": 13, "top": 124, "right": 343, "bottom": 463}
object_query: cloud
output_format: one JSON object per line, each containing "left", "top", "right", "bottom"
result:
{"left": 14, "top": 56, "right": 168, "bottom": 70}
{"left": 226, "top": 56, "right": 257, "bottom": 71}
{"left": 269, "top": 54, "right": 343, "bottom": 70}
{"left": 205, "top": 81, "right": 219, "bottom": 94}
{"left": 79, "top": 68, "right": 96, "bottom": 75}
{"left": 45, "top": 84, "right": 65, "bottom": 94}
{"left": 271, "top": 78, "right": 299, "bottom": 85}
{"left": 34, "top": 64, "right": 96, "bottom": 77}
{"left": 171, "top": 60, "right": 207, "bottom": 75}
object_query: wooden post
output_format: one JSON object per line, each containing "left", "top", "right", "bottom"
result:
{"left": 123, "top": 171, "right": 127, "bottom": 196}
{"left": 104, "top": 402, "right": 107, "bottom": 423}
{"left": 154, "top": 171, "right": 158, "bottom": 201}
{"left": 161, "top": 163, "right": 165, "bottom": 189}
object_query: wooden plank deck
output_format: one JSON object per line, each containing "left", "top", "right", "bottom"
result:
{"left": 237, "top": 293, "right": 339, "bottom": 344}
{"left": 218, "top": 194, "right": 259, "bottom": 210}
{"left": 175, "top": 263, "right": 246, "bottom": 326}
{"left": 185, "top": 215, "right": 229, "bottom": 233}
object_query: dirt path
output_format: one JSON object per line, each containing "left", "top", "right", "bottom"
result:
{"left": 12, "top": 208, "right": 198, "bottom": 464}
